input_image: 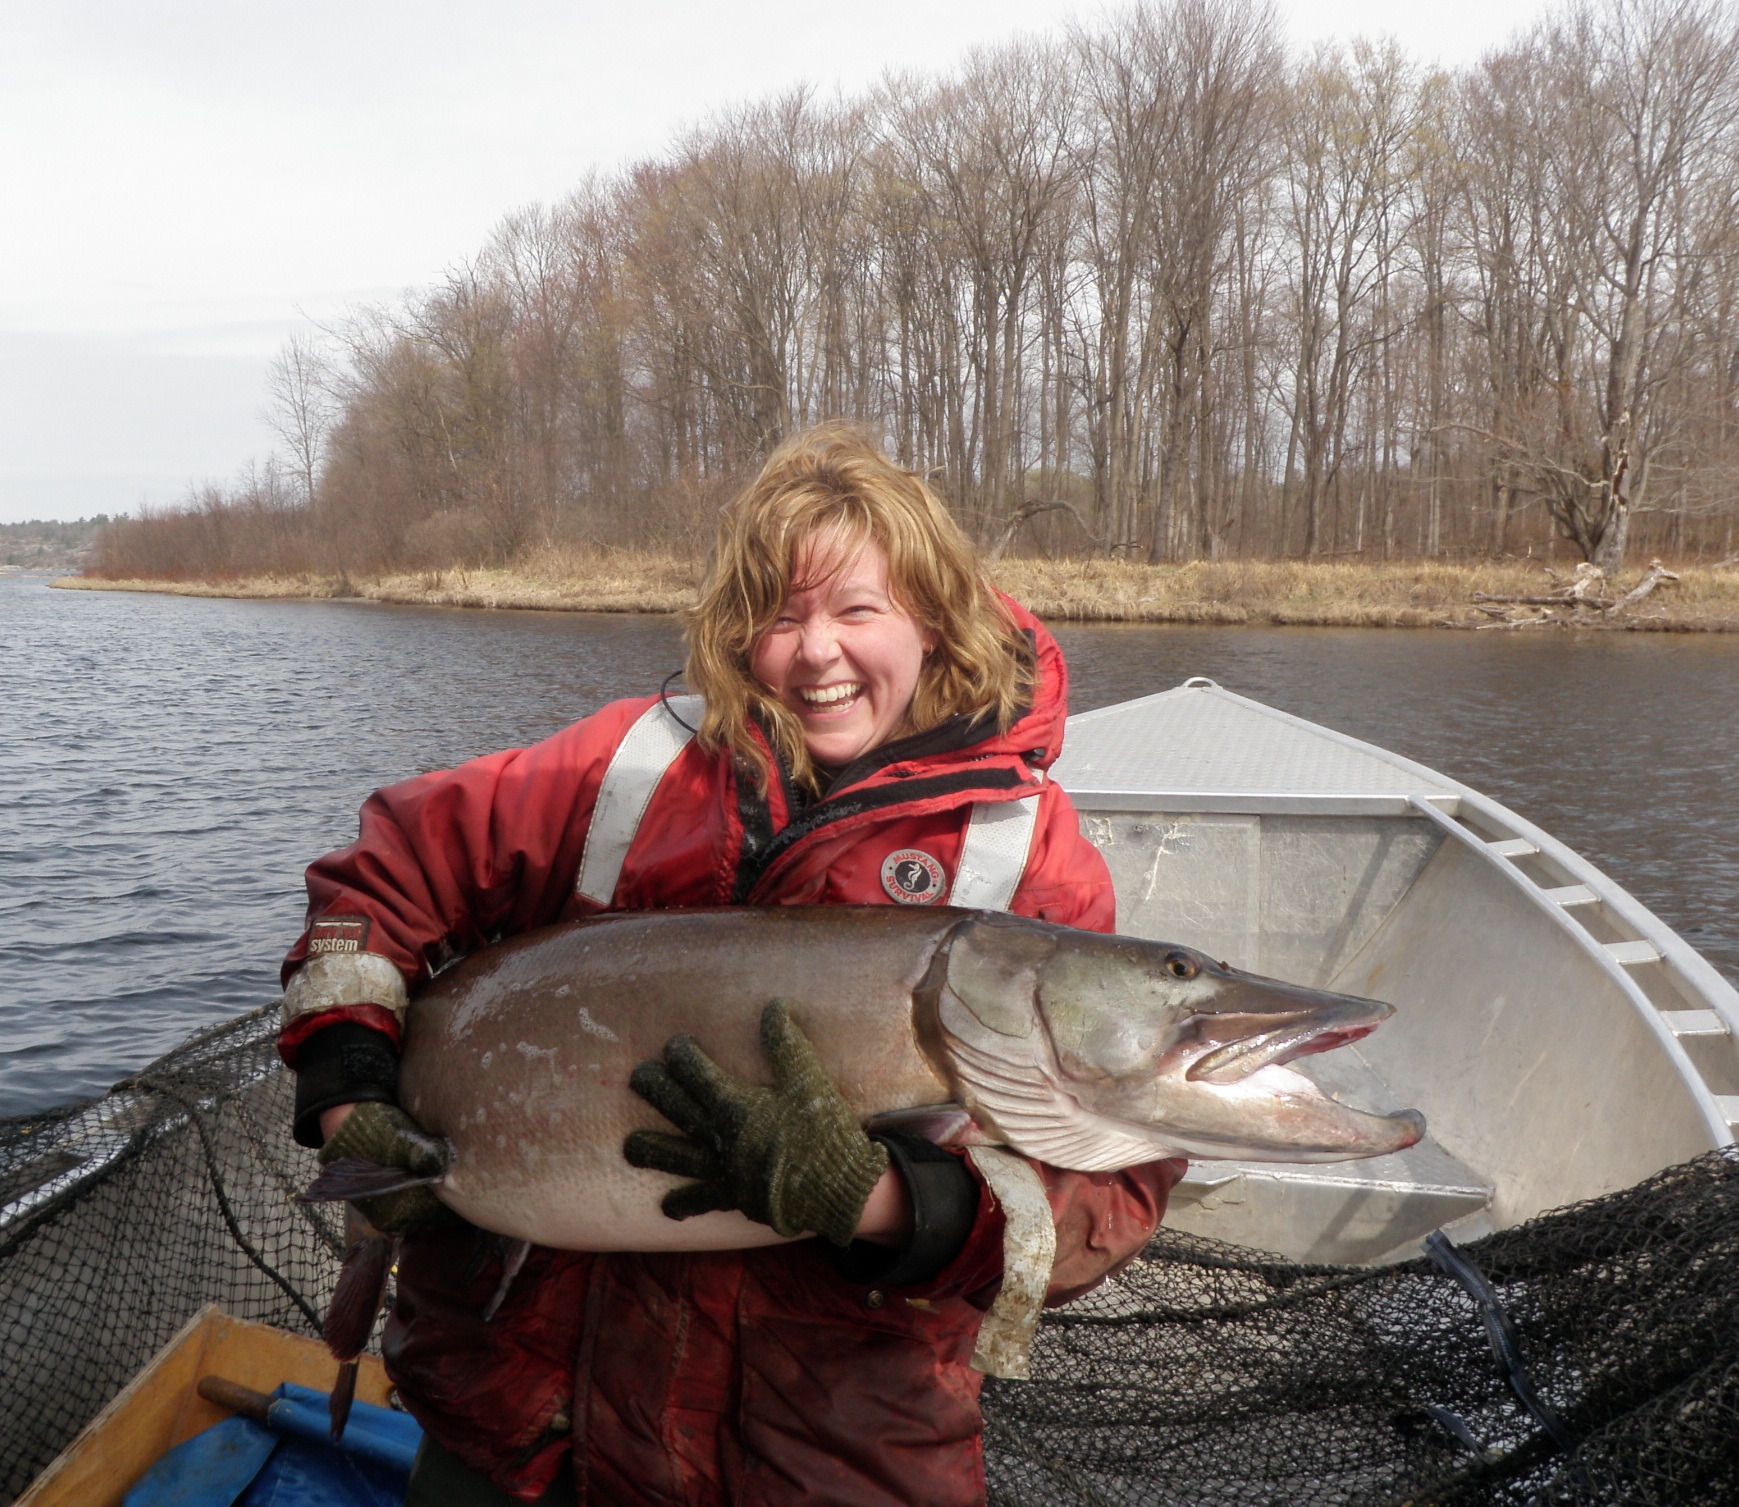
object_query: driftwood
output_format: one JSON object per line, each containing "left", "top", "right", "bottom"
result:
{"left": 1473, "top": 592, "right": 1602, "bottom": 607}
{"left": 1602, "top": 559, "right": 1679, "bottom": 617}
{"left": 1474, "top": 562, "right": 1608, "bottom": 607}
{"left": 1471, "top": 559, "right": 1678, "bottom": 627}
{"left": 1475, "top": 605, "right": 1563, "bottom": 631}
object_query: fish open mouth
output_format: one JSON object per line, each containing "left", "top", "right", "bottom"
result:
{"left": 1185, "top": 1015, "right": 1383, "bottom": 1087}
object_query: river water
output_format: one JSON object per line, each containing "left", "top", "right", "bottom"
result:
{"left": 3, "top": 574, "right": 1736, "bottom": 1115}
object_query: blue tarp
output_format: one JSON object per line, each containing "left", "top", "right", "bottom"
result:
{"left": 123, "top": 1383, "right": 422, "bottom": 1507}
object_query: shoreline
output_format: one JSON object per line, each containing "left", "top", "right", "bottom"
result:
{"left": 49, "top": 555, "right": 1739, "bottom": 632}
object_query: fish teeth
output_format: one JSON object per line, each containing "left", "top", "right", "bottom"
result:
{"left": 1189, "top": 1026, "right": 1311, "bottom": 1084}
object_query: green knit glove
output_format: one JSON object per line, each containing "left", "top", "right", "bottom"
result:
{"left": 623, "top": 1001, "right": 890, "bottom": 1247}
{"left": 318, "top": 1102, "right": 458, "bottom": 1234}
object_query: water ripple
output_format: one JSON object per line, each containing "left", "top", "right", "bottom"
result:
{"left": 1055, "top": 622, "right": 1739, "bottom": 988}
{"left": 3, "top": 578, "right": 1735, "bottom": 1114}
{"left": 1, "top": 578, "right": 686, "bottom": 1113}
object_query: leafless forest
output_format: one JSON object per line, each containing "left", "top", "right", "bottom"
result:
{"left": 99, "top": 0, "right": 1739, "bottom": 579}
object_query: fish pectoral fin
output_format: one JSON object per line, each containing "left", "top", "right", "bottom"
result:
{"left": 301, "top": 1157, "right": 442, "bottom": 1204}
{"left": 945, "top": 1034, "right": 1174, "bottom": 1173}
{"left": 992, "top": 1104, "right": 1178, "bottom": 1173}
{"left": 865, "top": 1103, "right": 988, "bottom": 1146}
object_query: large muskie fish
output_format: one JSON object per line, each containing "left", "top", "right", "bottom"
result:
{"left": 361, "top": 906, "right": 1423, "bottom": 1252}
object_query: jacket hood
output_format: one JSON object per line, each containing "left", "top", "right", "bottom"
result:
{"left": 988, "top": 592, "right": 1071, "bottom": 771}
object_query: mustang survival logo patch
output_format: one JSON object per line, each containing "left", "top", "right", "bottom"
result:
{"left": 307, "top": 916, "right": 371, "bottom": 955}
{"left": 881, "top": 849, "right": 946, "bottom": 905}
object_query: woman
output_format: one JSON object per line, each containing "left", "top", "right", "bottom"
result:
{"left": 281, "top": 426, "right": 1184, "bottom": 1506}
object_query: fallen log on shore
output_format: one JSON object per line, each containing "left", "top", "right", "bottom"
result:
{"left": 1471, "top": 558, "right": 1680, "bottom": 628}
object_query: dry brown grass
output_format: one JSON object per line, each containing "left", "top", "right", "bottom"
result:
{"left": 51, "top": 573, "right": 349, "bottom": 600}
{"left": 991, "top": 557, "right": 1739, "bottom": 630}
{"left": 52, "top": 547, "right": 702, "bottom": 613}
{"left": 363, "top": 545, "right": 701, "bottom": 612}
{"left": 54, "top": 553, "right": 1739, "bottom": 630}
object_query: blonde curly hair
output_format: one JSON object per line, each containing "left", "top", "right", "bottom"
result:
{"left": 685, "top": 425, "right": 1029, "bottom": 791}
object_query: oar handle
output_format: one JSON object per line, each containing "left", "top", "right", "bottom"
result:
{"left": 196, "top": 1374, "right": 272, "bottom": 1423}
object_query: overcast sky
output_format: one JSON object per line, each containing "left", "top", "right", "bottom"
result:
{"left": 0, "top": 0, "right": 1555, "bottom": 525}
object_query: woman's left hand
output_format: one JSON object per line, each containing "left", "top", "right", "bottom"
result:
{"left": 623, "top": 1000, "right": 893, "bottom": 1247}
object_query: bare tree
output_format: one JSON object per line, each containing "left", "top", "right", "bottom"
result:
{"left": 1463, "top": 0, "right": 1739, "bottom": 567}
{"left": 264, "top": 333, "right": 336, "bottom": 509}
{"left": 883, "top": 40, "right": 1080, "bottom": 531}
{"left": 112, "top": 0, "right": 1739, "bottom": 580}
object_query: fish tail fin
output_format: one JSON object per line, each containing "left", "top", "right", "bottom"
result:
{"left": 324, "top": 1231, "right": 394, "bottom": 1364}
{"left": 301, "top": 1157, "right": 443, "bottom": 1204}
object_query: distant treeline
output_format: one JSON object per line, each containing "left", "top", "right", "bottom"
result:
{"left": 5, "top": 517, "right": 109, "bottom": 570}
{"left": 96, "top": 0, "right": 1739, "bottom": 581}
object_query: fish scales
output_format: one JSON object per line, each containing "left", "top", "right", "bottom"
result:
{"left": 390, "top": 906, "right": 1425, "bottom": 1252}
{"left": 399, "top": 908, "right": 958, "bottom": 1250}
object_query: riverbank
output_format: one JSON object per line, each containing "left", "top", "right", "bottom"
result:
{"left": 51, "top": 549, "right": 1739, "bottom": 630}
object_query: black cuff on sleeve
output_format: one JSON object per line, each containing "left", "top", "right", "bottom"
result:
{"left": 830, "top": 1132, "right": 980, "bottom": 1290}
{"left": 291, "top": 1023, "right": 400, "bottom": 1148}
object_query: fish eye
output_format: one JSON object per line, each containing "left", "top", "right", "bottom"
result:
{"left": 1164, "top": 951, "right": 1199, "bottom": 980}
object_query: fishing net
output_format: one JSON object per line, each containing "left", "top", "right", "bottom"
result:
{"left": 982, "top": 1150, "right": 1739, "bottom": 1506}
{"left": 3, "top": 1008, "right": 1737, "bottom": 1506}
{"left": 0, "top": 1007, "right": 343, "bottom": 1504}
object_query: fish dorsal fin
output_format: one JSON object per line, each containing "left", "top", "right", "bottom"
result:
{"left": 937, "top": 989, "right": 1178, "bottom": 1173}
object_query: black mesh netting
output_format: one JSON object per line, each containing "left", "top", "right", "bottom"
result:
{"left": 0, "top": 1007, "right": 344, "bottom": 1504}
{"left": 981, "top": 1156, "right": 1739, "bottom": 1507}
{"left": 4, "top": 1009, "right": 1738, "bottom": 1506}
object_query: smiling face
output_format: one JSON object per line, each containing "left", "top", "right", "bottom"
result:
{"left": 748, "top": 531, "right": 937, "bottom": 772}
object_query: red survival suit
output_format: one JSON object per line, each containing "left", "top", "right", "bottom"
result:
{"left": 279, "top": 599, "right": 1183, "bottom": 1505}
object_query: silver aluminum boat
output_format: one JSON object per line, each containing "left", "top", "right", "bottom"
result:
{"left": 1054, "top": 678, "right": 1739, "bottom": 1265}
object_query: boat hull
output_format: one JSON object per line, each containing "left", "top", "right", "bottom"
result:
{"left": 1054, "top": 680, "right": 1739, "bottom": 1261}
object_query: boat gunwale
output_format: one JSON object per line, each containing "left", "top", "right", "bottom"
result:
{"left": 1066, "top": 791, "right": 1440, "bottom": 817}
